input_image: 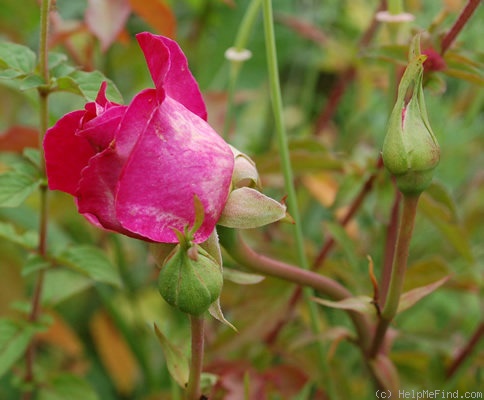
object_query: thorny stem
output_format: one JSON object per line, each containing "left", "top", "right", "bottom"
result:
{"left": 186, "top": 315, "right": 205, "bottom": 400}
{"left": 23, "top": 0, "right": 51, "bottom": 398}
{"left": 440, "top": 0, "right": 481, "bottom": 55}
{"left": 370, "top": 194, "right": 420, "bottom": 358}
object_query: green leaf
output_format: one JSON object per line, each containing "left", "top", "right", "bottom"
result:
{"left": 0, "top": 318, "right": 38, "bottom": 378}
{"left": 55, "top": 70, "right": 123, "bottom": 103}
{"left": 0, "top": 154, "right": 42, "bottom": 208}
{"left": 42, "top": 269, "right": 94, "bottom": 305}
{"left": 58, "top": 245, "right": 122, "bottom": 287}
{"left": 153, "top": 323, "right": 189, "bottom": 388}
{"left": 0, "top": 42, "right": 36, "bottom": 77}
{"left": 0, "top": 221, "right": 38, "bottom": 249}
{"left": 398, "top": 276, "right": 450, "bottom": 314}
{"left": 48, "top": 52, "right": 76, "bottom": 78}
{"left": 312, "top": 295, "right": 377, "bottom": 315}
{"left": 0, "top": 171, "right": 41, "bottom": 207}
{"left": 38, "top": 373, "right": 99, "bottom": 400}
{"left": 22, "top": 254, "right": 52, "bottom": 276}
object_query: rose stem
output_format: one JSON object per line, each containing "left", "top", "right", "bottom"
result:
{"left": 261, "top": 0, "right": 334, "bottom": 389}
{"left": 23, "top": 1, "right": 51, "bottom": 398}
{"left": 379, "top": 187, "right": 401, "bottom": 306}
{"left": 223, "top": 0, "right": 262, "bottom": 139}
{"left": 186, "top": 315, "right": 205, "bottom": 400}
{"left": 440, "top": 0, "right": 481, "bottom": 55}
{"left": 369, "top": 194, "right": 420, "bottom": 358}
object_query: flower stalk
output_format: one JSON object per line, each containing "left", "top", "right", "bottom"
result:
{"left": 370, "top": 194, "right": 420, "bottom": 357}
{"left": 186, "top": 315, "right": 205, "bottom": 400}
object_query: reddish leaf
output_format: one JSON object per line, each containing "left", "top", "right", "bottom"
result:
{"left": 0, "top": 126, "right": 38, "bottom": 152}
{"left": 312, "top": 295, "right": 377, "bottom": 316}
{"left": 128, "top": 0, "right": 176, "bottom": 38}
{"left": 85, "top": 0, "right": 131, "bottom": 52}
{"left": 398, "top": 276, "right": 450, "bottom": 314}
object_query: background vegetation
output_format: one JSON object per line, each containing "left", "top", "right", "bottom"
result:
{"left": 0, "top": 0, "right": 482, "bottom": 399}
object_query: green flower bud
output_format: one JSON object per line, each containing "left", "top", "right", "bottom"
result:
{"left": 382, "top": 36, "right": 440, "bottom": 195}
{"left": 158, "top": 242, "right": 223, "bottom": 316}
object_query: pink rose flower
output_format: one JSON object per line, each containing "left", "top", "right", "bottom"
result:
{"left": 44, "top": 32, "right": 234, "bottom": 243}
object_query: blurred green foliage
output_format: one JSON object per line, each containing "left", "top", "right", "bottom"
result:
{"left": 0, "top": 0, "right": 483, "bottom": 398}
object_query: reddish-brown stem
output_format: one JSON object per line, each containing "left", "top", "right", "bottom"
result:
{"left": 314, "top": 67, "right": 355, "bottom": 135}
{"left": 379, "top": 187, "right": 401, "bottom": 306}
{"left": 446, "top": 322, "right": 484, "bottom": 379}
{"left": 440, "top": 0, "right": 481, "bottom": 55}
{"left": 313, "top": 0, "right": 386, "bottom": 135}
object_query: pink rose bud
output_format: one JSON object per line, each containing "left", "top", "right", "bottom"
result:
{"left": 44, "top": 33, "right": 234, "bottom": 243}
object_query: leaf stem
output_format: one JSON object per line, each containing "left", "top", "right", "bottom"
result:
{"left": 186, "top": 315, "right": 205, "bottom": 400}
{"left": 370, "top": 194, "right": 420, "bottom": 357}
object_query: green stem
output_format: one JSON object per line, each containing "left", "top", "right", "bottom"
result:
{"left": 370, "top": 194, "right": 420, "bottom": 357}
{"left": 388, "top": 0, "right": 403, "bottom": 14}
{"left": 223, "top": 0, "right": 262, "bottom": 139}
{"left": 23, "top": 1, "right": 51, "bottom": 398}
{"left": 261, "top": 0, "right": 332, "bottom": 385}
{"left": 186, "top": 315, "right": 205, "bottom": 400}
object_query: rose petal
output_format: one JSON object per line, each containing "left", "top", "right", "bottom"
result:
{"left": 76, "top": 89, "right": 160, "bottom": 238}
{"left": 115, "top": 96, "right": 233, "bottom": 243}
{"left": 77, "top": 147, "right": 147, "bottom": 239}
{"left": 136, "top": 32, "right": 207, "bottom": 120}
{"left": 44, "top": 110, "right": 95, "bottom": 195}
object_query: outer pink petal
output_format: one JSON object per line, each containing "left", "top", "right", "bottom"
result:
{"left": 136, "top": 32, "right": 208, "bottom": 120}
{"left": 44, "top": 110, "right": 96, "bottom": 195}
{"left": 76, "top": 147, "right": 148, "bottom": 240}
{"left": 115, "top": 96, "right": 234, "bottom": 243}
{"left": 75, "top": 89, "right": 159, "bottom": 238}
